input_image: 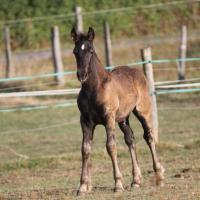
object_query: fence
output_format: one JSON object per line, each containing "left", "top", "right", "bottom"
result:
{"left": 1, "top": 23, "right": 198, "bottom": 84}
{"left": 1, "top": 0, "right": 200, "bottom": 82}
{"left": 0, "top": 47, "right": 199, "bottom": 143}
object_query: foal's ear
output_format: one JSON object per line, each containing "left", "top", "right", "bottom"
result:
{"left": 87, "top": 27, "right": 95, "bottom": 41}
{"left": 71, "top": 27, "right": 78, "bottom": 42}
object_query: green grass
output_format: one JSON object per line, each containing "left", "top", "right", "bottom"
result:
{"left": 0, "top": 93, "right": 200, "bottom": 199}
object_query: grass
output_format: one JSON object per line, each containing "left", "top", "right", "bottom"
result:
{"left": 0, "top": 93, "right": 200, "bottom": 199}
{"left": 0, "top": 30, "right": 200, "bottom": 199}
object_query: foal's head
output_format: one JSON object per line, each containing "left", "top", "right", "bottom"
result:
{"left": 71, "top": 27, "right": 95, "bottom": 83}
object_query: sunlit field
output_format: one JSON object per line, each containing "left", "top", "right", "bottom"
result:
{"left": 0, "top": 92, "right": 200, "bottom": 199}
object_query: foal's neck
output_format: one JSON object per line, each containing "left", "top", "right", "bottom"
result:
{"left": 83, "top": 52, "right": 108, "bottom": 90}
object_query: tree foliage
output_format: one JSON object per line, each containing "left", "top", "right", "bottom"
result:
{"left": 0, "top": 0, "right": 199, "bottom": 50}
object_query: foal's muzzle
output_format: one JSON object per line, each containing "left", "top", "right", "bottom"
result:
{"left": 77, "top": 70, "right": 88, "bottom": 83}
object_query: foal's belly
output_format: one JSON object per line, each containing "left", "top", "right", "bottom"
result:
{"left": 115, "top": 94, "right": 137, "bottom": 122}
{"left": 78, "top": 87, "right": 138, "bottom": 124}
{"left": 115, "top": 103, "right": 135, "bottom": 122}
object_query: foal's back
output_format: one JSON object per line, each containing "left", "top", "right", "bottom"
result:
{"left": 110, "top": 66, "right": 149, "bottom": 99}
{"left": 111, "top": 66, "right": 147, "bottom": 86}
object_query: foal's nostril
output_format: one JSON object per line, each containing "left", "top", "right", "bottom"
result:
{"left": 77, "top": 71, "right": 84, "bottom": 79}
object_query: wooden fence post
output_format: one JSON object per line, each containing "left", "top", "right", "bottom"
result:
{"left": 103, "top": 21, "right": 113, "bottom": 67}
{"left": 4, "top": 26, "right": 13, "bottom": 78}
{"left": 75, "top": 6, "right": 83, "bottom": 32}
{"left": 178, "top": 25, "right": 187, "bottom": 80}
{"left": 51, "top": 26, "right": 64, "bottom": 86}
{"left": 141, "top": 47, "right": 158, "bottom": 144}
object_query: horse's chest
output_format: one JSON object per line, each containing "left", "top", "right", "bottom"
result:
{"left": 78, "top": 93, "right": 105, "bottom": 123}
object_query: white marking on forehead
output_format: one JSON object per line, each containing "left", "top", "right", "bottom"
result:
{"left": 81, "top": 44, "right": 85, "bottom": 50}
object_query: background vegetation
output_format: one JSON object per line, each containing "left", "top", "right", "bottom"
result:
{"left": 0, "top": 0, "right": 199, "bottom": 50}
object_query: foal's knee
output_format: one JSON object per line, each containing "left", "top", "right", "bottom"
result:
{"left": 124, "top": 133, "right": 134, "bottom": 146}
{"left": 106, "top": 134, "right": 117, "bottom": 155}
{"left": 143, "top": 129, "right": 154, "bottom": 144}
{"left": 82, "top": 142, "right": 91, "bottom": 159}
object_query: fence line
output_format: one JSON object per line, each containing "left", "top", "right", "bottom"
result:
{"left": 0, "top": 102, "right": 77, "bottom": 113}
{"left": 0, "top": 57, "right": 200, "bottom": 83}
{"left": 156, "top": 82, "right": 200, "bottom": 89}
{"left": 0, "top": 87, "right": 200, "bottom": 113}
{"left": 158, "top": 106, "right": 200, "bottom": 110}
{"left": 153, "top": 66, "right": 200, "bottom": 71}
{"left": 0, "top": 103, "right": 76, "bottom": 113}
{"left": 0, "top": 81, "right": 58, "bottom": 92}
{"left": 0, "top": 76, "right": 199, "bottom": 92}
{"left": 1, "top": 83, "right": 199, "bottom": 99}
{"left": 141, "top": 47, "right": 158, "bottom": 143}
{"left": 1, "top": 98, "right": 200, "bottom": 113}
{"left": 1, "top": 0, "right": 200, "bottom": 25}
{"left": 0, "top": 119, "right": 79, "bottom": 135}
{"left": 0, "top": 13, "right": 75, "bottom": 25}
{"left": 51, "top": 26, "right": 65, "bottom": 85}
{"left": 0, "top": 88, "right": 80, "bottom": 98}
{"left": 0, "top": 145, "right": 29, "bottom": 159}
{"left": 0, "top": 77, "right": 199, "bottom": 92}
{"left": 178, "top": 25, "right": 187, "bottom": 80}
{"left": 0, "top": 70, "right": 76, "bottom": 83}
{"left": 155, "top": 78, "right": 200, "bottom": 86}
{"left": 156, "top": 87, "right": 200, "bottom": 95}
{"left": 0, "top": 98, "right": 200, "bottom": 114}
{"left": 0, "top": 100, "right": 77, "bottom": 112}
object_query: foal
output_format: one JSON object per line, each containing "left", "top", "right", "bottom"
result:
{"left": 71, "top": 27, "right": 164, "bottom": 195}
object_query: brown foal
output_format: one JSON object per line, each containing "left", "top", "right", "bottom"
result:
{"left": 71, "top": 27, "right": 165, "bottom": 195}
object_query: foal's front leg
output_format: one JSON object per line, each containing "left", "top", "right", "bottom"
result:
{"left": 77, "top": 118, "right": 94, "bottom": 196}
{"left": 106, "top": 116, "right": 124, "bottom": 192}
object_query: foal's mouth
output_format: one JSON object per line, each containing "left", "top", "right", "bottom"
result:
{"left": 77, "top": 73, "right": 88, "bottom": 83}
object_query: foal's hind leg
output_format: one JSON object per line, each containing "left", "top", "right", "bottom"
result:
{"left": 118, "top": 118, "right": 142, "bottom": 187}
{"left": 133, "top": 108, "right": 165, "bottom": 186}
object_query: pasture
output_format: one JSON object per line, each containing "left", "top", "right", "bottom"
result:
{"left": 0, "top": 92, "right": 200, "bottom": 200}
{"left": 0, "top": 1, "right": 200, "bottom": 199}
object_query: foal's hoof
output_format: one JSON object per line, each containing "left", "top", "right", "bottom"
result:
{"left": 77, "top": 188, "right": 87, "bottom": 196}
{"left": 131, "top": 174, "right": 142, "bottom": 189}
{"left": 87, "top": 185, "right": 92, "bottom": 192}
{"left": 155, "top": 164, "right": 165, "bottom": 186}
{"left": 77, "top": 184, "right": 90, "bottom": 196}
{"left": 131, "top": 183, "right": 141, "bottom": 188}
{"left": 114, "top": 187, "right": 124, "bottom": 193}
{"left": 77, "top": 190, "right": 85, "bottom": 196}
{"left": 155, "top": 172, "right": 165, "bottom": 187}
{"left": 114, "top": 183, "right": 124, "bottom": 193}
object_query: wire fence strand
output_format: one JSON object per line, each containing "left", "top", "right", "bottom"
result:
{"left": 0, "top": 119, "right": 79, "bottom": 135}
{"left": 0, "top": 57, "right": 200, "bottom": 83}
